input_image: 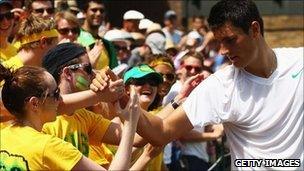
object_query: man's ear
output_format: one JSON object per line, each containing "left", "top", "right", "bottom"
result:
{"left": 250, "top": 21, "right": 261, "bottom": 38}
{"left": 61, "top": 67, "right": 73, "bottom": 81}
{"left": 39, "top": 36, "right": 48, "bottom": 48}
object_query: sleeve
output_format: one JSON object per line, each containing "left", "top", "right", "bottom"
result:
{"left": 182, "top": 75, "right": 224, "bottom": 128}
{"left": 43, "top": 136, "right": 82, "bottom": 170}
{"left": 81, "top": 109, "right": 111, "bottom": 145}
{"left": 2, "top": 57, "right": 23, "bottom": 70}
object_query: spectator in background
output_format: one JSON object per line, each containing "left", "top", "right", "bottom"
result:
{"left": 78, "top": 0, "right": 118, "bottom": 70}
{"left": 104, "top": 29, "right": 133, "bottom": 65}
{"left": 162, "top": 10, "right": 183, "bottom": 46}
{"left": 54, "top": 11, "right": 80, "bottom": 42}
{"left": 122, "top": 10, "right": 144, "bottom": 33}
{"left": 2, "top": 15, "right": 58, "bottom": 70}
{"left": 0, "top": 0, "right": 17, "bottom": 62}
{"left": 25, "top": 0, "right": 54, "bottom": 19}
{"left": 145, "top": 23, "right": 166, "bottom": 55}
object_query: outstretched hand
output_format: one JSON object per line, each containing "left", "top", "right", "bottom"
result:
{"left": 90, "top": 67, "right": 125, "bottom": 102}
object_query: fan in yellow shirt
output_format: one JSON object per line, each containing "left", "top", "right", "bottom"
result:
{"left": 1, "top": 123, "right": 82, "bottom": 170}
{"left": 42, "top": 108, "right": 111, "bottom": 158}
{"left": 41, "top": 42, "right": 135, "bottom": 167}
{"left": 0, "top": 63, "right": 141, "bottom": 170}
{"left": 0, "top": 1, "right": 17, "bottom": 63}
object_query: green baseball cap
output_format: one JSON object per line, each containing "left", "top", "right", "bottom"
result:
{"left": 123, "top": 64, "right": 163, "bottom": 84}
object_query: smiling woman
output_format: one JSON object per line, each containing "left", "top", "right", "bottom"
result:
{"left": 55, "top": 11, "right": 80, "bottom": 42}
{"left": 123, "top": 64, "right": 163, "bottom": 111}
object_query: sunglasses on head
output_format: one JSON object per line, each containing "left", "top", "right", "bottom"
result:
{"left": 0, "top": 12, "right": 14, "bottom": 21}
{"left": 66, "top": 63, "right": 93, "bottom": 75}
{"left": 159, "top": 73, "right": 175, "bottom": 82}
{"left": 57, "top": 27, "right": 80, "bottom": 35}
{"left": 128, "top": 78, "right": 159, "bottom": 87}
{"left": 91, "top": 8, "right": 105, "bottom": 13}
{"left": 184, "top": 65, "right": 202, "bottom": 73}
{"left": 33, "top": 8, "right": 55, "bottom": 14}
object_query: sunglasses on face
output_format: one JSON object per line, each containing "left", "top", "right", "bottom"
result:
{"left": 0, "top": 12, "right": 14, "bottom": 21}
{"left": 57, "top": 27, "right": 80, "bottom": 35}
{"left": 159, "top": 73, "right": 175, "bottom": 82}
{"left": 90, "top": 8, "right": 105, "bottom": 13}
{"left": 46, "top": 88, "right": 60, "bottom": 101}
{"left": 184, "top": 65, "right": 202, "bottom": 73}
{"left": 128, "top": 78, "right": 159, "bottom": 87}
{"left": 66, "top": 63, "right": 93, "bottom": 75}
{"left": 114, "top": 45, "right": 129, "bottom": 51}
{"left": 33, "top": 8, "right": 55, "bottom": 14}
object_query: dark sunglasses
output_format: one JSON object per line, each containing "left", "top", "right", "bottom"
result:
{"left": 159, "top": 73, "right": 175, "bottom": 82}
{"left": 90, "top": 8, "right": 105, "bottom": 13}
{"left": 0, "top": 12, "right": 14, "bottom": 21}
{"left": 66, "top": 63, "right": 93, "bottom": 75}
{"left": 114, "top": 45, "right": 129, "bottom": 51}
{"left": 128, "top": 78, "right": 159, "bottom": 87}
{"left": 46, "top": 88, "right": 60, "bottom": 101}
{"left": 57, "top": 27, "right": 80, "bottom": 35}
{"left": 33, "top": 8, "right": 55, "bottom": 14}
{"left": 184, "top": 65, "right": 202, "bottom": 73}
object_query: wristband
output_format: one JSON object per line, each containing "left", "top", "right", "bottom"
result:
{"left": 171, "top": 99, "right": 179, "bottom": 109}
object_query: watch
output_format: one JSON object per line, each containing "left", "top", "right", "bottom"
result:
{"left": 171, "top": 99, "right": 179, "bottom": 109}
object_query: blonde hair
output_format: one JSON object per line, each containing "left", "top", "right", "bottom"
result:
{"left": 147, "top": 54, "right": 175, "bottom": 70}
{"left": 14, "top": 15, "right": 56, "bottom": 51}
{"left": 55, "top": 11, "right": 80, "bottom": 29}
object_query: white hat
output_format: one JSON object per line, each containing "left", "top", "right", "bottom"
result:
{"left": 146, "top": 23, "right": 162, "bottom": 34}
{"left": 123, "top": 10, "right": 144, "bottom": 20}
{"left": 104, "top": 29, "right": 133, "bottom": 41}
{"left": 139, "top": 19, "right": 153, "bottom": 30}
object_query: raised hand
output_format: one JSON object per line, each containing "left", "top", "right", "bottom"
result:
{"left": 87, "top": 39, "right": 104, "bottom": 68}
{"left": 178, "top": 73, "right": 204, "bottom": 100}
{"left": 115, "top": 85, "right": 140, "bottom": 123}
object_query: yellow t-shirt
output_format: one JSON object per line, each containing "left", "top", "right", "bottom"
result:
{"left": 89, "top": 144, "right": 113, "bottom": 166}
{"left": 0, "top": 123, "right": 82, "bottom": 170}
{"left": 0, "top": 44, "right": 18, "bottom": 62}
{"left": 2, "top": 55, "right": 24, "bottom": 70}
{"left": 42, "top": 108, "right": 111, "bottom": 158}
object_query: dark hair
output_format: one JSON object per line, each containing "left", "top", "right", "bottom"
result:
{"left": 208, "top": 0, "right": 264, "bottom": 36}
{"left": 83, "top": 0, "right": 103, "bottom": 12}
{"left": 0, "top": 64, "right": 49, "bottom": 119}
{"left": 25, "top": 0, "right": 53, "bottom": 10}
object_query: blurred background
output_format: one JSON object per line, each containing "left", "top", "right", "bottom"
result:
{"left": 71, "top": 0, "right": 303, "bottom": 48}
